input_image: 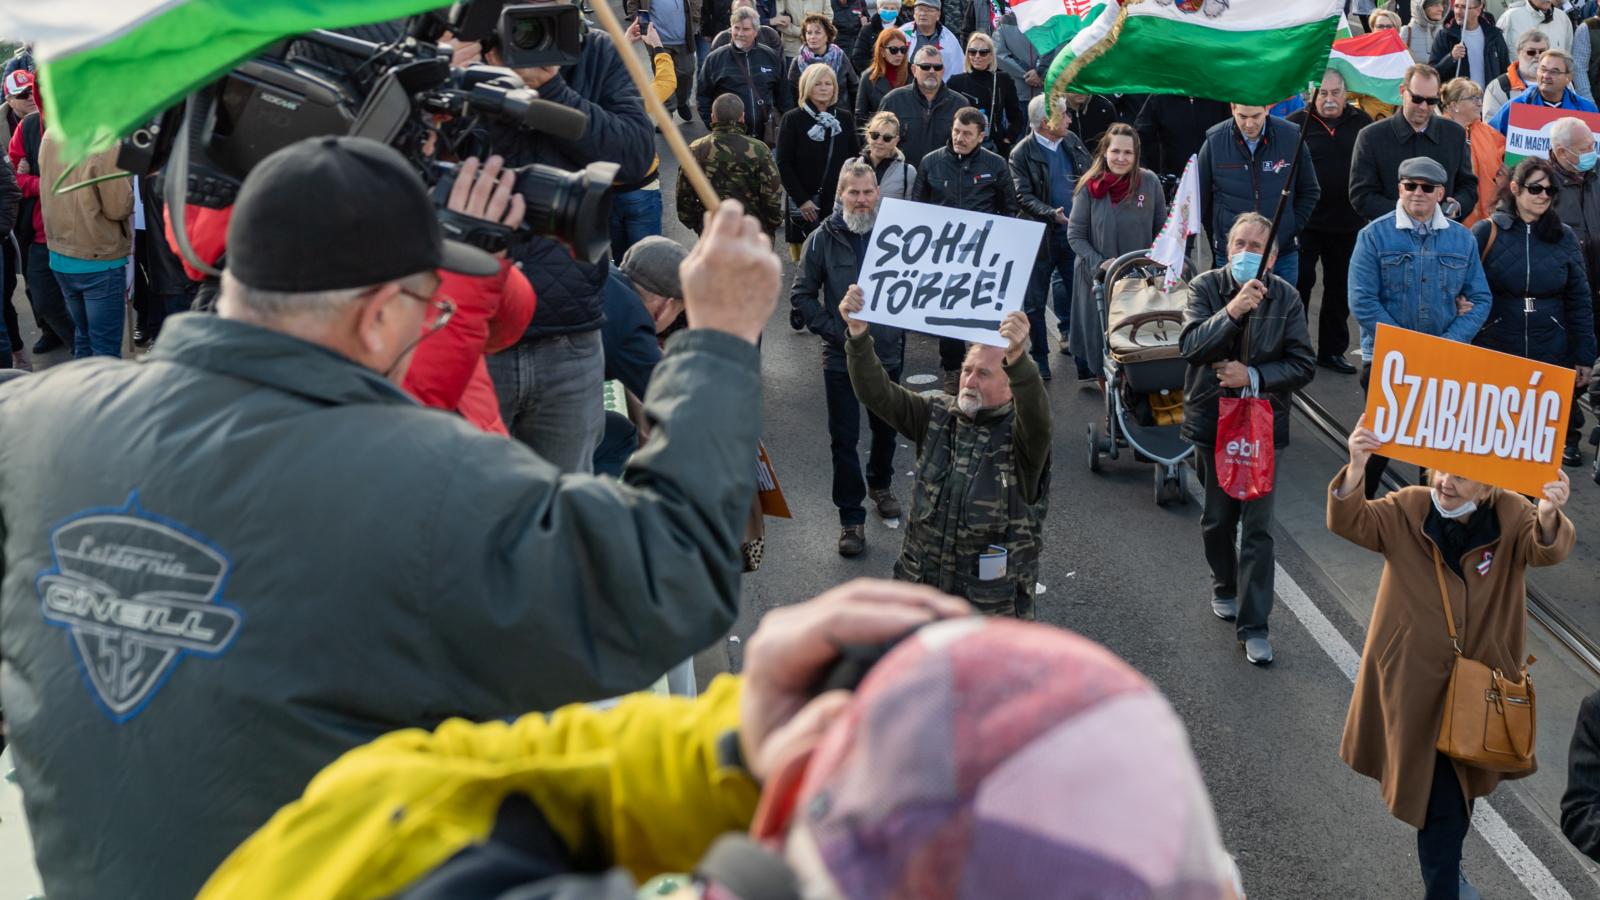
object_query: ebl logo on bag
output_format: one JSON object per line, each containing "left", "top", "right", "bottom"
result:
{"left": 1224, "top": 439, "right": 1263, "bottom": 459}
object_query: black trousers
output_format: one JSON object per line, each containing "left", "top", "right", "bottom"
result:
{"left": 1296, "top": 228, "right": 1357, "bottom": 361}
{"left": 1195, "top": 448, "right": 1276, "bottom": 641}
{"left": 1417, "top": 752, "right": 1473, "bottom": 899}
{"left": 25, "top": 242, "right": 75, "bottom": 351}
{"left": 824, "top": 366, "right": 900, "bottom": 526}
{"left": 1, "top": 238, "right": 20, "bottom": 352}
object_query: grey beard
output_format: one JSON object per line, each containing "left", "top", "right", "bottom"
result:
{"left": 956, "top": 390, "right": 984, "bottom": 416}
{"left": 843, "top": 209, "right": 877, "bottom": 234}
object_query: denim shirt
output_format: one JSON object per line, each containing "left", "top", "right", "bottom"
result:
{"left": 1348, "top": 201, "right": 1493, "bottom": 359}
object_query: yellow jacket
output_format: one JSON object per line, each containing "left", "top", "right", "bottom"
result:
{"left": 200, "top": 676, "right": 758, "bottom": 899}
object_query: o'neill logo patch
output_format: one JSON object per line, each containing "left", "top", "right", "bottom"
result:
{"left": 36, "top": 492, "right": 241, "bottom": 723}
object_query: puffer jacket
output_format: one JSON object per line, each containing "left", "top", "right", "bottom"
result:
{"left": 913, "top": 143, "right": 1018, "bottom": 215}
{"left": 790, "top": 210, "right": 906, "bottom": 373}
{"left": 1009, "top": 129, "right": 1091, "bottom": 223}
{"left": 878, "top": 82, "right": 966, "bottom": 166}
{"left": 1471, "top": 210, "right": 1598, "bottom": 366}
{"left": 1196, "top": 115, "right": 1321, "bottom": 258}
{"left": 403, "top": 262, "right": 537, "bottom": 435}
{"left": 854, "top": 151, "right": 917, "bottom": 199}
{"left": 1179, "top": 268, "right": 1318, "bottom": 449}
{"left": 490, "top": 31, "right": 652, "bottom": 338}
{"left": 1429, "top": 18, "right": 1512, "bottom": 85}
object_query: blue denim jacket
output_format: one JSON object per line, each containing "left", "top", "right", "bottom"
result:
{"left": 1348, "top": 203, "right": 1492, "bottom": 360}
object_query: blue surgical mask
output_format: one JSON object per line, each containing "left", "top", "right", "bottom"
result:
{"left": 1229, "top": 251, "right": 1263, "bottom": 284}
{"left": 879, "top": 8, "right": 898, "bottom": 22}
{"left": 1580, "top": 150, "right": 1598, "bottom": 172}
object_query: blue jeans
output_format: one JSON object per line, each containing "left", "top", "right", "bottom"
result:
{"left": 56, "top": 265, "right": 126, "bottom": 358}
{"left": 1214, "top": 249, "right": 1298, "bottom": 285}
{"left": 609, "top": 187, "right": 663, "bottom": 264}
{"left": 487, "top": 330, "right": 606, "bottom": 474}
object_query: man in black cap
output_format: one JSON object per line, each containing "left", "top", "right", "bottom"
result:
{"left": 0, "top": 136, "right": 780, "bottom": 900}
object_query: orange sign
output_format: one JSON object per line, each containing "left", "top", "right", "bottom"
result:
{"left": 1362, "top": 324, "right": 1575, "bottom": 497}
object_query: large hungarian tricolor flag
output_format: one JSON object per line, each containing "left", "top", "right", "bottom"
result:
{"left": 1013, "top": 0, "right": 1342, "bottom": 106}
{"left": 0, "top": 0, "right": 444, "bottom": 158}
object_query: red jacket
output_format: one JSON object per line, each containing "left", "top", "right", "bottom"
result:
{"left": 404, "top": 260, "right": 536, "bottom": 435}
{"left": 8, "top": 117, "right": 42, "bottom": 243}
{"left": 162, "top": 202, "right": 231, "bottom": 281}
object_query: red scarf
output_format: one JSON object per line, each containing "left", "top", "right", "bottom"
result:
{"left": 1086, "top": 171, "right": 1133, "bottom": 203}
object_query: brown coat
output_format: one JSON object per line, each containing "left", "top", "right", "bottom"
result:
{"left": 37, "top": 129, "right": 133, "bottom": 261}
{"left": 1327, "top": 466, "right": 1575, "bottom": 828}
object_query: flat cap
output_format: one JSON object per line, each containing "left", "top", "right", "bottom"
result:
{"left": 1397, "top": 156, "right": 1448, "bottom": 186}
{"left": 620, "top": 236, "right": 687, "bottom": 299}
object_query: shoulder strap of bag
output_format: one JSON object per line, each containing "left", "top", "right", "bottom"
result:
{"left": 1480, "top": 219, "right": 1499, "bottom": 262}
{"left": 1432, "top": 546, "right": 1463, "bottom": 655}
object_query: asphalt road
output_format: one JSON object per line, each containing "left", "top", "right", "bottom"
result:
{"left": 653, "top": 119, "right": 1600, "bottom": 897}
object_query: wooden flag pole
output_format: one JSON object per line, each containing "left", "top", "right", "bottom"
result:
{"left": 587, "top": 0, "right": 721, "bottom": 213}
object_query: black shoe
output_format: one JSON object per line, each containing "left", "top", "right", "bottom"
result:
{"left": 32, "top": 332, "right": 63, "bottom": 354}
{"left": 1038, "top": 366, "right": 1053, "bottom": 381}
{"left": 1057, "top": 343, "right": 1072, "bottom": 356}
{"left": 838, "top": 525, "right": 865, "bottom": 557}
{"left": 1564, "top": 444, "right": 1583, "bottom": 467}
{"left": 789, "top": 307, "right": 805, "bottom": 331}
{"left": 868, "top": 488, "right": 902, "bottom": 519}
{"left": 677, "top": 104, "right": 693, "bottom": 122}
{"left": 1318, "top": 354, "right": 1357, "bottom": 375}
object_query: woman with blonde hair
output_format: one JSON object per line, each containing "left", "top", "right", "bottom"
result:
{"left": 946, "top": 31, "right": 1024, "bottom": 156}
{"left": 1442, "top": 76, "right": 1508, "bottom": 226}
{"left": 777, "top": 63, "right": 860, "bottom": 258}
{"left": 849, "top": 110, "right": 917, "bottom": 199}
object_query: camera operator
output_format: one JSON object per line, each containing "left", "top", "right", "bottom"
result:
{"left": 0, "top": 135, "right": 780, "bottom": 900}
{"left": 470, "top": 0, "right": 655, "bottom": 472}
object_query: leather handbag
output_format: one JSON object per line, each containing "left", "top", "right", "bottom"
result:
{"left": 1432, "top": 548, "right": 1537, "bottom": 773}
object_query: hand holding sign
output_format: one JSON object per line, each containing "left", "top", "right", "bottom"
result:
{"left": 851, "top": 198, "right": 1044, "bottom": 348}
{"left": 1539, "top": 470, "right": 1571, "bottom": 544}
{"left": 840, "top": 284, "right": 867, "bottom": 338}
{"left": 998, "top": 311, "right": 1029, "bottom": 365}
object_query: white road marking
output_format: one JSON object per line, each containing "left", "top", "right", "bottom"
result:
{"left": 1182, "top": 476, "right": 1574, "bottom": 900}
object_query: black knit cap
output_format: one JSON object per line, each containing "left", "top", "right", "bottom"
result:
{"left": 226, "top": 136, "right": 498, "bottom": 291}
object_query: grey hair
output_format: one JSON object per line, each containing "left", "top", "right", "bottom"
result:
{"left": 1226, "top": 211, "right": 1273, "bottom": 246}
{"left": 1320, "top": 67, "right": 1345, "bottom": 89}
{"left": 219, "top": 269, "right": 432, "bottom": 321}
{"left": 1550, "top": 116, "right": 1594, "bottom": 152}
{"left": 730, "top": 6, "right": 760, "bottom": 27}
{"left": 913, "top": 44, "right": 942, "bottom": 63}
{"left": 1517, "top": 29, "right": 1549, "bottom": 51}
{"left": 836, "top": 159, "right": 877, "bottom": 194}
{"left": 876, "top": 0, "right": 901, "bottom": 8}
{"left": 1027, "top": 93, "right": 1065, "bottom": 129}
{"left": 1541, "top": 48, "right": 1576, "bottom": 75}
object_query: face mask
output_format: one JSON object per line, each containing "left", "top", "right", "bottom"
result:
{"left": 1228, "top": 251, "right": 1263, "bottom": 284}
{"left": 1431, "top": 488, "right": 1478, "bottom": 520}
{"left": 880, "top": 8, "right": 897, "bottom": 22}
{"left": 1579, "top": 150, "right": 1598, "bottom": 172}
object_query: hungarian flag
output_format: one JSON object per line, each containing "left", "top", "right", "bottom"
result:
{"left": 0, "top": 0, "right": 444, "bottom": 158}
{"left": 1503, "top": 104, "right": 1600, "bottom": 166}
{"left": 1327, "top": 29, "right": 1411, "bottom": 105}
{"left": 1026, "top": 0, "right": 1342, "bottom": 106}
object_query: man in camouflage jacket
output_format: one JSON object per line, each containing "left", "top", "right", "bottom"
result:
{"left": 839, "top": 298, "right": 1051, "bottom": 618}
{"left": 678, "top": 93, "right": 785, "bottom": 235}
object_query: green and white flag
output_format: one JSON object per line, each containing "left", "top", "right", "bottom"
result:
{"left": 1029, "top": 0, "right": 1342, "bottom": 106}
{"left": 0, "top": 0, "right": 445, "bottom": 158}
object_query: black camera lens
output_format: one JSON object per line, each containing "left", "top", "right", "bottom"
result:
{"left": 509, "top": 16, "right": 550, "bottom": 51}
{"left": 515, "top": 161, "right": 619, "bottom": 264}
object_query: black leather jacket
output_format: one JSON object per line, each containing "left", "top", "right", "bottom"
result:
{"left": 1179, "top": 268, "right": 1317, "bottom": 449}
{"left": 913, "top": 144, "right": 1018, "bottom": 215}
{"left": 1008, "top": 130, "right": 1091, "bottom": 223}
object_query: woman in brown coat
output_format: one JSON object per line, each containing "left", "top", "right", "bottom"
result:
{"left": 1328, "top": 416, "right": 1574, "bottom": 899}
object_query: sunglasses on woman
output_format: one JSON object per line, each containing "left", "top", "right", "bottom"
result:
{"left": 1520, "top": 182, "right": 1553, "bottom": 196}
{"left": 967, "top": 47, "right": 992, "bottom": 56}
{"left": 884, "top": 44, "right": 906, "bottom": 55}
{"left": 868, "top": 130, "right": 898, "bottom": 142}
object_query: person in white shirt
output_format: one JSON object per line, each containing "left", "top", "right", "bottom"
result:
{"left": 1499, "top": 0, "right": 1574, "bottom": 52}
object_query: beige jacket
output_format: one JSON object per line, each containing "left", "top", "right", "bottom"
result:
{"left": 37, "top": 128, "right": 133, "bottom": 261}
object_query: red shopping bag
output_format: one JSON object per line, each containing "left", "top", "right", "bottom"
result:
{"left": 1214, "top": 393, "right": 1275, "bottom": 501}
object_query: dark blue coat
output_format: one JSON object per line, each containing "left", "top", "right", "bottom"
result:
{"left": 492, "top": 32, "right": 654, "bottom": 338}
{"left": 600, "top": 269, "right": 663, "bottom": 399}
{"left": 1471, "top": 211, "right": 1599, "bottom": 367}
{"left": 1196, "top": 115, "right": 1320, "bottom": 260}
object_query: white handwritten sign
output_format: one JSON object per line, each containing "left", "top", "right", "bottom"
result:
{"left": 852, "top": 198, "right": 1044, "bottom": 348}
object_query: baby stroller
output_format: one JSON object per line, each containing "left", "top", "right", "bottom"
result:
{"left": 1085, "top": 250, "right": 1195, "bottom": 506}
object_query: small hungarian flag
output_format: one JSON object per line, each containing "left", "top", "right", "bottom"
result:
{"left": 0, "top": 0, "right": 445, "bottom": 159}
{"left": 1327, "top": 29, "right": 1411, "bottom": 105}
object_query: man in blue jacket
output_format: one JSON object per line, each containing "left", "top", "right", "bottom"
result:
{"left": 1490, "top": 48, "right": 1599, "bottom": 133}
{"left": 1196, "top": 104, "right": 1320, "bottom": 285}
{"left": 1349, "top": 156, "right": 1492, "bottom": 495}
{"left": 480, "top": 18, "right": 656, "bottom": 474}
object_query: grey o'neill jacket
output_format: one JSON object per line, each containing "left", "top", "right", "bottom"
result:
{"left": 0, "top": 313, "right": 761, "bottom": 900}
